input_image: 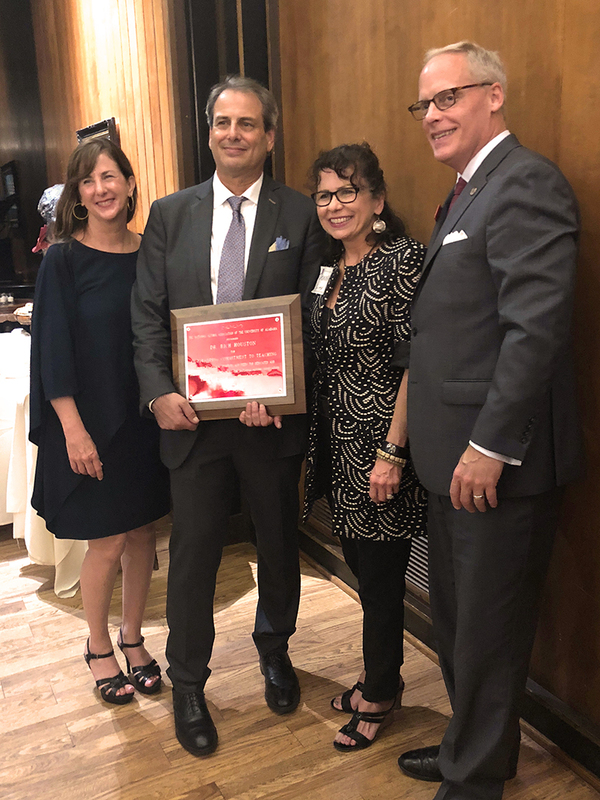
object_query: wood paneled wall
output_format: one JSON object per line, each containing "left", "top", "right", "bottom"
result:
{"left": 279, "top": 0, "right": 600, "bottom": 728}
{"left": 30, "top": 0, "right": 183, "bottom": 232}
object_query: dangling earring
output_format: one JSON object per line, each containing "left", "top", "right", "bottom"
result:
{"left": 372, "top": 216, "right": 386, "bottom": 234}
{"left": 73, "top": 203, "right": 88, "bottom": 221}
{"left": 127, "top": 196, "right": 134, "bottom": 212}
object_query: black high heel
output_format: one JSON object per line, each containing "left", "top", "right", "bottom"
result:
{"left": 84, "top": 638, "right": 134, "bottom": 705}
{"left": 117, "top": 630, "right": 162, "bottom": 695}
{"left": 331, "top": 681, "right": 365, "bottom": 714}
{"left": 331, "top": 676, "right": 404, "bottom": 714}
{"left": 333, "top": 701, "right": 396, "bottom": 752}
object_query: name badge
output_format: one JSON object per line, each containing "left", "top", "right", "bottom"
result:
{"left": 312, "top": 266, "right": 334, "bottom": 295}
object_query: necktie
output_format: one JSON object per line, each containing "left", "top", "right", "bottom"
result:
{"left": 216, "top": 195, "right": 247, "bottom": 304}
{"left": 448, "top": 177, "right": 467, "bottom": 211}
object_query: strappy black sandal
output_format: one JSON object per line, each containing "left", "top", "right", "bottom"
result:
{"left": 84, "top": 638, "right": 134, "bottom": 705}
{"left": 331, "top": 677, "right": 405, "bottom": 714}
{"left": 117, "top": 630, "right": 162, "bottom": 695}
{"left": 333, "top": 702, "right": 396, "bottom": 752}
{"left": 331, "top": 681, "right": 365, "bottom": 713}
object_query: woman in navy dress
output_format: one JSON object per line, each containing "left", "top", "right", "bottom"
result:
{"left": 30, "top": 139, "right": 170, "bottom": 704}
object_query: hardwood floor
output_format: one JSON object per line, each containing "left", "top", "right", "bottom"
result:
{"left": 0, "top": 521, "right": 597, "bottom": 800}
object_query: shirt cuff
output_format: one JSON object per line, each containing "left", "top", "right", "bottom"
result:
{"left": 469, "top": 440, "right": 522, "bottom": 466}
{"left": 148, "top": 397, "right": 158, "bottom": 413}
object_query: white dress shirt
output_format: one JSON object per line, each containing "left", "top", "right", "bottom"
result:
{"left": 458, "top": 130, "right": 511, "bottom": 184}
{"left": 210, "top": 172, "right": 264, "bottom": 304}
{"left": 148, "top": 172, "right": 264, "bottom": 413}
{"left": 455, "top": 130, "right": 522, "bottom": 466}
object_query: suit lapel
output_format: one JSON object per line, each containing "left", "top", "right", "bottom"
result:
{"left": 243, "top": 174, "right": 280, "bottom": 300}
{"left": 189, "top": 180, "right": 214, "bottom": 305}
{"left": 424, "top": 178, "right": 483, "bottom": 268}
{"left": 416, "top": 134, "right": 522, "bottom": 295}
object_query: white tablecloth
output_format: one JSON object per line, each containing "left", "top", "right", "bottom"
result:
{"left": 0, "top": 330, "right": 28, "bottom": 524}
{"left": 1, "top": 329, "right": 86, "bottom": 597}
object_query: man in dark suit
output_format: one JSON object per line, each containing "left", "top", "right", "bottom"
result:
{"left": 397, "top": 42, "right": 582, "bottom": 799}
{"left": 131, "top": 77, "right": 324, "bottom": 756}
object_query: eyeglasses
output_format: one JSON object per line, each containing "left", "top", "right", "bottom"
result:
{"left": 408, "top": 83, "right": 493, "bottom": 120}
{"left": 311, "top": 186, "right": 360, "bottom": 207}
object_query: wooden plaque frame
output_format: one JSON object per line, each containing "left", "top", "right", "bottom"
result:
{"left": 171, "top": 294, "right": 306, "bottom": 420}
{"left": 76, "top": 117, "right": 120, "bottom": 145}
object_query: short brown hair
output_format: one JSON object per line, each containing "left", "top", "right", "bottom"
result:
{"left": 54, "top": 138, "right": 137, "bottom": 240}
{"left": 205, "top": 75, "right": 279, "bottom": 133}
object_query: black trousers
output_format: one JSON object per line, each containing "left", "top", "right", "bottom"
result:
{"left": 341, "top": 535, "right": 412, "bottom": 702}
{"left": 317, "top": 412, "right": 413, "bottom": 702}
{"left": 165, "top": 422, "right": 303, "bottom": 693}
{"left": 427, "top": 489, "right": 562, "bottom": 800}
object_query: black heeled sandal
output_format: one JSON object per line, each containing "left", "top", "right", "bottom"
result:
{"left": 331, "top": 681, "right": 365, "bottom": 714}
{"left": 117, "top": 630, "right": 162, "bottom": 695}
{"left": 333, "top": 701, "right": 396, "bottom": 752}
{"left": 84, "top": 638, "right": 134, "bottom": 705}
{"left": 331, "top": 676, "right": 405, "bottom": 714}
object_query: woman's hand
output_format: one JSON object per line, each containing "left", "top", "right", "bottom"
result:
{"left": 50, "top": 397, "right": 104, "bottom": 480}
{"left": 239, "top": 401, "right": 282, "bottom": 429}
{"left": 369, "top": 457, "right": 402, "bottom": 503}
{"left": 65, "top": 429, "right": 104, "bottom": 480}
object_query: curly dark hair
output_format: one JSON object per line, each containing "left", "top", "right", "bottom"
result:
{"left": 308, "top": 142, "right": 405, "bottom": 258}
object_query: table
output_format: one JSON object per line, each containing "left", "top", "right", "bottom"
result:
{"left": 1, "top": 329, "right": 86, "bottom": 597}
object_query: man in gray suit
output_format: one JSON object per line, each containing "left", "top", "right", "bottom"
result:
{"left": 397, "top": 42, "right": 582, "bottom": 799}
{"left": 131, "top": 77, "right": 324, "bottom": 756}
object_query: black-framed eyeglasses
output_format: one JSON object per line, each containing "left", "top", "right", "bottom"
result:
{"left": 311, "top": 186, "right": 360, "bottom": 207}
{"left": 408, "top": 83, "right": 493, "bottom": 121}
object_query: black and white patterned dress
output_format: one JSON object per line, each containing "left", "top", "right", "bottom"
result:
{"left": 303, "top": 236, "right": 428, "bottom": 541}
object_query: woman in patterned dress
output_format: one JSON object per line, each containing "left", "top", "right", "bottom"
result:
{"left": 303, "top": 143, "right": 427, "bottom": 751}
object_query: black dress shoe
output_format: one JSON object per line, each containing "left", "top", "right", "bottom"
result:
{"left": 398, "top": 745, "right": 443, "bottom": 782}
{"left": 172, "top": 689, "right": 218, "bottom": 756}
{"left": 398, "top": 743, "right": 518, "bottom": 782}
{"left": 259, "top": 652, "right": 300, "bottom": 715}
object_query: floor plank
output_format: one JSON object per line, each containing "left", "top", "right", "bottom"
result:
{"left": 0, "top": 522, "right": 597, "bottom": 799}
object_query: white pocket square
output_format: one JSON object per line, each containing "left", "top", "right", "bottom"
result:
{"left": 442, "top": 230, "right": 468, "bottom": 245}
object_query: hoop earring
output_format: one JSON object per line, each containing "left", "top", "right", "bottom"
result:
{"left": 72, "top": 203, "right": 88, "bottom": 221}
{"left": 372, "top": 216, "right": 386, "bottom": 234}
{"left": 127, "top": 196, "right": 134, "bottom": 212}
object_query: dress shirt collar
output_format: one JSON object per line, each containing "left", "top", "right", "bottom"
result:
{"left": 212, "top": 172, "right": 264, "bottom": 209}
{"left": 459, "top": 130, "right": 511, "bottom": 184}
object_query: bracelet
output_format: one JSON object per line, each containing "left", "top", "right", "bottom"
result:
{"left": 381, "top": 441, "right": 410, "bottom": 459}
{"left": 376, "top": 448, "right": 407, "bottom": 467}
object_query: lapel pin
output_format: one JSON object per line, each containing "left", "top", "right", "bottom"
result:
{"left": 269, "top": 198, "right": 277, "bottom": 204}
{"left": 470, "top": 187, "right": 477, "bottom": 196}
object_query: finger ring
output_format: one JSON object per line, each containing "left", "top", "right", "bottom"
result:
{"left": 473, "top": 494, "right": 484, "bottom": 499}
{"left": 386, "top": 494, "right": 394, "bottom": 500}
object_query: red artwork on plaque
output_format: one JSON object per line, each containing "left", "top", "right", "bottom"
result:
{"left": 183, "top": 314, "right": 286, "bottom": 402}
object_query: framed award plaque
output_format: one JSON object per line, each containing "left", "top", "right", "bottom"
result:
{"left": 171, "top": 294, "right": 306, "bottom": 420}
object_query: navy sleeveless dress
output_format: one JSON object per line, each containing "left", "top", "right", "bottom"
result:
{"left": 30, "top": 240, "right": 170, "bottom": 539}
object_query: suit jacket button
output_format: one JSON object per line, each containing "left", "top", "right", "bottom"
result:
{"left": 412, "top": 327, "right": 418, "bottom": 336}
